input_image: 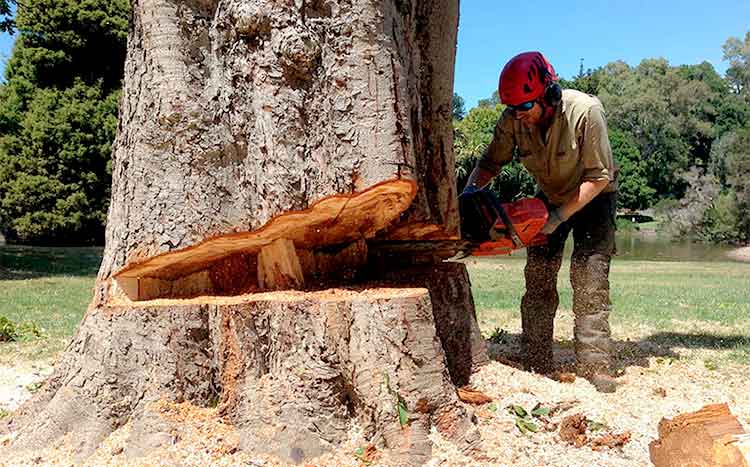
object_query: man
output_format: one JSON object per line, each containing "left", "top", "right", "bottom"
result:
{"left": 462, "top": 51, "right": 618, "bottom": 392}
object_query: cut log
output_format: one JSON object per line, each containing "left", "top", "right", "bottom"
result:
{"left": 650, "top": 403, "right": 750, "bottom": 467}
{"left": 257, "top": 238, "right": 305, "bottom": 290}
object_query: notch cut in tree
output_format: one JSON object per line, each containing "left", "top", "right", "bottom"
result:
{"left": 1, "top": 1, "right": 489, "bottom": 466}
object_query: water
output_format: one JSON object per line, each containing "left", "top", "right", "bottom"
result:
{"left": 614, "top": 231, "right": 736, "bottom": 262}
{"left": 503, "top": 231, "right": 739, "bottom": 262}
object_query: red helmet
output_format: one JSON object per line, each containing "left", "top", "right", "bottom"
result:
{"left": 498, "top": 51, "right": 558, "bottom": 106}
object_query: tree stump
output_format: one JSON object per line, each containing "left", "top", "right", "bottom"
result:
{"left": 650, "top": 403, "right": 750, "bottom": 467}
{"left": 0, "top": 0, "right": 489, "bottom": 465}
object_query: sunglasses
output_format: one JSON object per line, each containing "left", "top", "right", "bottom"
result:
{"left": 509, "top": 101, "right": 535, "bottom": 112}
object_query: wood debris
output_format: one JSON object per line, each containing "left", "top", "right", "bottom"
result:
{"left": 457, "top": 386, "right": 493, "bottom": 405}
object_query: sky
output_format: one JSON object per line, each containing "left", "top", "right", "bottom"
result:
{"left": 1, "top": 1, "right": 749, "bottom": 107}
{"left": 456, "top": 0, "right": 750, "bottom": 108}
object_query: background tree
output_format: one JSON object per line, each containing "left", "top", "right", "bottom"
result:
{"left": 453, "top": 101, "right": 535, "bottom": 201}
{"left": 0, "top": 0, "right": 12, "bottom": 33}
{"left": 0, "top": 0, "right": 129, "bottom": 244}
{"left": 452, "top": 92, "right": 466, "bottom": 120}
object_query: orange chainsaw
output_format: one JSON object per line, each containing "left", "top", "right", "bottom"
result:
{"left": 370, "top": 190, "right": 549, "bottom": 261}
{"left": 453, "top": 189, "right": 549, "bottom": 259}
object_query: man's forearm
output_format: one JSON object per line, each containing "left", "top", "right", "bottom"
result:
{"left": 463, "top": 165, "right": 498, "bottom": 192}
{"left": 557, "top": 179, "right": 609, "bottom": 220}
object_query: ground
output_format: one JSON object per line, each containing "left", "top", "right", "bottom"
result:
{"left": 1, "top": 247, "right": 749, "bottom": 466}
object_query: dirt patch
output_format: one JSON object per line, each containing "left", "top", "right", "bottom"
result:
{"left": 727, "top": 246, "right": 750, "bottom": 262}
{"left": 0, "top": 363, "right": 52, "bottom": 412}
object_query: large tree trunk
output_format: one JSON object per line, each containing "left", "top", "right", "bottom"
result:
{"left": 2, "top": 0, "right": 488, "bottom": 465}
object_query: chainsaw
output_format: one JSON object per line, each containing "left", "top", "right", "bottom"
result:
{"left": 452, "top": 189, "right": 549, "bottom": 259}
{"left": 371, "top": 190, "right": 549, "bottom": 261}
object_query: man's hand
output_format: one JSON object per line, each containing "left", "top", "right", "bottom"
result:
{"left": 541, "top": 208, "right": 567, "bottom": 235}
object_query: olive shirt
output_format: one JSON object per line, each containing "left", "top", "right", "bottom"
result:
{"left": 478, "top": 89, "right": 617, "bottom": 206}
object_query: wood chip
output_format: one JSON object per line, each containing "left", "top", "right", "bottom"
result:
{"left": 590, "top": 432, "right": 632, "bottom": 451}
{"left": 457, "top": 386, "right": 493, "bottom": 405}
{"left": 554, "top": 372, "right": 576, "bottom": 383}
{"left": 559, "top": 413, "right": 589, "bottom": 447}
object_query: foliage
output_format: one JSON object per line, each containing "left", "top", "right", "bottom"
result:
{"left": 453, "top": 102, "right": 535, "bottom": 201}
{"left": 0, "top": 315, "right": 43, "bottom": 342}
{"left": 452, "top": 93, "right": 466, "bottom": 120}
{"left": 0, "top": 0, "right": 129, "bottom": 245}
{"left": 0, "top": 0, "right": 13, "bottom": 33}
{"left": 608, "top": 129, "right": 654, "bottom": 210}
{"left": 723, "top": 31, "right": 750, "bottom": 97}
{"left": 0, "top": 315, "right": 19, "bottom": 342}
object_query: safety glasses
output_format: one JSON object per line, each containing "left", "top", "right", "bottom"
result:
{"left": 509, "top": 100, "right": 535, "bottom": 112}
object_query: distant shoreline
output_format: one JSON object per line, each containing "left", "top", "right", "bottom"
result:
{"left": 727, "top": 246, "right": 750, "bottom": 262}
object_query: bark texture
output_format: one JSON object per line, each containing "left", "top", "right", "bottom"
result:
{"left": 98, "top": 0, "right": 459, "bottom": 292}
{"left": 1, "top": 1, "right": 491, "bottom": 465}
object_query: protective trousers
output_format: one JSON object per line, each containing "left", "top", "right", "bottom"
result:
{"left": 521, "top": 192, "right": 616, "bottom": 373}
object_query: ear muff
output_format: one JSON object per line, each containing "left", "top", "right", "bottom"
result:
{"left": 544, "top": 82, "right": 562, "bottom": 106}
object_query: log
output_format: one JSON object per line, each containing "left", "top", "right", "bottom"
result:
{"left": 650, "top": 403, "right": 750, "bottom": 467}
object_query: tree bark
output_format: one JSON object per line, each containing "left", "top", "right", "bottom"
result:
{"left": 1, "top": 1, "right": 490, "bottom": 465}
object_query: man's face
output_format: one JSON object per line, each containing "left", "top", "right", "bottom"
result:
{"left": 513, "top": 101, "right": 543, "bottom": 128}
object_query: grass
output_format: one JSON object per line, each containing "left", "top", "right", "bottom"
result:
{"left": 1, "top": 245, "right": 749, "bottom": 367}
{"left": 0, "top": 245, "right": 101, "bottom": 363}
{"left": 467, "top": 255, "right": 750, "bottom": 366}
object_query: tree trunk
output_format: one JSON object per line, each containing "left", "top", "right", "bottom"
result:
{"left": 2, "top": 0, "right": 489, "bottom": 465}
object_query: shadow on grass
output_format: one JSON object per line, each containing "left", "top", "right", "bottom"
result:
{"left": 484, "top": 331, "right": 750, "bottom": 373}
{"left": 0, "top": 245, "right": 103, "bottom": 280}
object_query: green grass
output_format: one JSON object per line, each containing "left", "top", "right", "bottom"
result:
{"left": 0, "top": 245, "right": 101, "bottom": 363}
{"left": 1, "top": 246, "right": 749, "bottom": 367}
{"left": 467, "top": 256, "right": 750, "bottom": 365}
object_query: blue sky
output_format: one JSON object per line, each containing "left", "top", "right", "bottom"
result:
{"left": 1, "top": 1, "right": 749, "bottom": 108}
{"left": 456, "top": 0, "right": 750, "bottom": 108}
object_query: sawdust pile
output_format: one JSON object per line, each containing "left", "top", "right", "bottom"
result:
{"left": 3, "top": 356, "right": 750, "bottom": 466}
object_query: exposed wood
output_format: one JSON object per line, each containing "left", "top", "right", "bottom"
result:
{"left": 650, "top": 403, "right": 750, "bottom": 467}
{"left": 111, "top": 179, "right": 414, "bottom": 283}
{"left": 257, "top": 238, "right": 304, "bottom": 291}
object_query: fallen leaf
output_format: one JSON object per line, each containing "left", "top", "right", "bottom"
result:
{"left": 457, "top": 386, "right": 493, "bottom": 405}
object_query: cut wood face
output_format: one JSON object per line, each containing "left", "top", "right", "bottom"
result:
{"left": 112, "top": 180, "right": 411, "bottom": 301}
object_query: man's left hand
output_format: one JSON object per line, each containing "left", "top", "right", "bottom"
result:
{"left": 541, "top": 208, "right": 567, "bottom": 235}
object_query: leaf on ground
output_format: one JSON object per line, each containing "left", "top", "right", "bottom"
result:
{"left": 515, "top": 417, "right": 539, "bottom": 435}
{"left": 457, "top": 386, "right": 493, "bottom": 405}
{"left": 531, "top": 404, "right": 551, "bottom": 418}
{"left": 588, "top": 421, "right": 607, "bottom": 432}
{"left": 397, "top": 398, "right": 409, "bottom": 427}
{"left": 508, "top": 404, "right": 528, "bottom": 418}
